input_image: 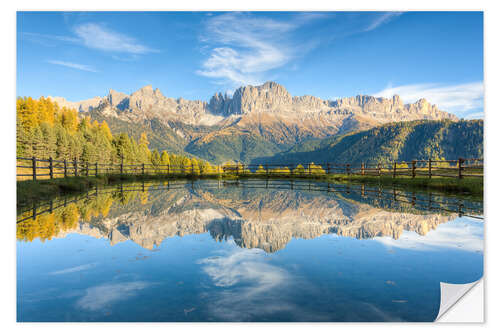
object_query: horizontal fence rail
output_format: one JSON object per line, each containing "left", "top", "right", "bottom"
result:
{"left": 16, "top": 179, "right": 483, "bottom": 224}
{"left": 16, "top": 156, "right": 483, "bottom": 181}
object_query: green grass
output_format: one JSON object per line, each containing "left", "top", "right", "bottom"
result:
{"left": 17, "top": 172, "right": 483, "bottom": 208}
{"left": 235, "top": 172, "right": 483, "bottom": 198}
{"left": 16, "top": 173, "right": 225, "bottom": 207}
{"left": 325, "top": 174, "right": 483, "bottom": 199}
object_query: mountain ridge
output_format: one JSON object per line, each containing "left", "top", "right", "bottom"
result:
{"left": 252, "top": 119, "right": 484, "bottom": 166}
{"left": 48, "top": 185, "right": 457, "bottom": 252}
{"left": 47, "top": 82, "right": 460, "bottom": 164}
{"left": 49, "top": 81, "right": 456, "bottom": 123}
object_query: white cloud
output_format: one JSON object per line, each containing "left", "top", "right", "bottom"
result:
{"left": 47, "top": 60, "right": 98, "bottom": 72}
{"left": 74, "top": 23, "right": 158, "bottom": 54}
{"left": 197, "top": 247, "right": 296, "bottom": 320}
{"left": 197, "top": 12, "right": 403, "bottom": 89}
{"left": 197, "top": 246, "right": 331, "bottom": 321}
{"left": 374, "top": 217, "right": 484, "bottom": 253}
{"left": 75, "top": 281, "right": 149, "bottom": 311}
{"left": 48, "top": 263, "right": 97, "bottom": 275}
{"left": 364, "top": 12, "right": 403, "bottom": 32}
{"left": 374, "top": 82, "right": 484, "bottom": 118}
{"left": 24, "top": 23, "right": 157, "bottom": 55}
{"left": 197, "top": 13, "right": 299, "bottom": 88}
{"left": 464, "top": 111, "right": 484, "bottom": 119}
{"left": 22, "top": 32, "right": 80, "bottom": 45}
{"left": 199, "top": 248, "right": 287, "bottom": 289}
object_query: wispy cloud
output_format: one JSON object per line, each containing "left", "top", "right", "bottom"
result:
{"left": 75, "top": 281, "right": 150, "bottom": 311}
{"left": 48, "top": 263, "right": 97, "bottom": 275}
{"left": 23, "top": 23, "right": 157, "bottom": 55}
{"left": 22, "top": 32, "right": 80, "bottom": 45}
{"left": 374, "top": 82, "right": 484, "bottom": 118}
{"left": 197, "top": 12, "right": 402, "bottom": 89}
{"left": 197, "top": 246, "right": 329, "bottom": 321}
{"left": 197, "top": 13, "right": 302, "bottom": 88}
{"left": 47, "top": 60, "right": 98, "bottom": 72}
{"left": 374, "top": 218, "right": 484, "bottom": 253}
{"left": 364, "top": 12, "right": 402, "bottom": 32}
{"left": 74, "top": 23, "right": 158, "bottom": 54}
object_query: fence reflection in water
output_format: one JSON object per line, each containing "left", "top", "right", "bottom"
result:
{"left": 16, "top": 179, "right": 484, "bottom": 225}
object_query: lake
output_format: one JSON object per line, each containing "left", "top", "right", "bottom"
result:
{"left": 16, "top": 179, "right": 484, "bottom": 322}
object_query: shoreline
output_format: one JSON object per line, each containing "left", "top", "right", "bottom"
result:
{"left": 17, "top": 173, "right": 483, "bottom": 208}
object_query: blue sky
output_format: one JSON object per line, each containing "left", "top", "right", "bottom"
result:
{"left": 17, "top": 11, "right": 483, "bottom": 118}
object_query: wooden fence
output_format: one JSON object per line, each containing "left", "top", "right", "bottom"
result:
{"left": 16, "top": 156, "right": 483, "bottom": 181}
{"left": 16, "top": 179, "right": 483, "bottom": 224}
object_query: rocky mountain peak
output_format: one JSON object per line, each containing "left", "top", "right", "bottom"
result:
{"left": 416, "top": 98, "right": 429, "bottom": 107}
{"left": 208, "top": 81, "right": 294, "bottom": 116}
{"left": 128, "top": 85, "right": 165, "bottom": 111}
{"left": 140, "top": 84, "right": 154, "bottom": 92}
{"left": 154, "top": 88, "right": 164, "bottom": 98}
{"left": 107, "top": 89, "right": 129, "bottom": 110}
{"left": 392, "top": 94, "right": 403, "bottom": 105}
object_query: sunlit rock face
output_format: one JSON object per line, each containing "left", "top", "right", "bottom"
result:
{"left": 50, "top": 185, "right": 457, "bottom": 252}
{"left": 51, "top": 81, "right": 456, "bottom": 123}
{"left": 48, "top": 82, "right": 457, "bottom": 163}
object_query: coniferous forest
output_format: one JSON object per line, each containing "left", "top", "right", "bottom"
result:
{"left": 16, "top": 96, "right": 484, "bottom": 176}
{"left": 16, "top": 96, "right": 218, "bottom": 173}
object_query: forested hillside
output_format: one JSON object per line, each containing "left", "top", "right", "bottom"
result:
{"left": 17, "top": 97, "right": 483, "bottom": 171}
{"left": 252, "top": 120, "right": 483, "bottom": 166}
{"left": 16, "top": 97, "right": 218, "bottom": 172}
{"left": 54, "top": 82, "right": 458, "bottom": 165}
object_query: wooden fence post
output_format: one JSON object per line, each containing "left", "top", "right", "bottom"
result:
{"left": 95, "top": 162, "right": 98, "bottom": 176}
{"left": 266, "top": 164, "right": 269, "bottom": 177}
{"left": 120, "top": 157, "right": 124, "bottom": 175}
{"left": 458, "top": 158, "right": 463, "bottom": 179}
{"left": 49, "top": 157, "right": 53, "bottom": 179}
{"left": 86, "top": 162, "right": 89, "bottom": 177}
{"left": 142, "top": 163, "right": 145, "bottom": 176}
{"left": 412, "top": 160, "right": 416, "bottom": 178}
{"left": 74, "top": 158, "right": 78, "bottom": 177}
{"left": 393, "top": 162, "right": 396, "bottom": 179}
{"left": 32, "top": 156, "right": 37, "bottom": 181}
{"left": 64, "top": 159, "right": 67, "bottom": 178}
{"left": 428, "top": 158, "right": 432, "bottom": 179}
{"left": 378, "top": 163, "right": 381, "bottom": 177}
{"left": 167, "top": 164, "right": 170, "bottom": 176}
{"left": 347, "top": 164, "right": 351, "bottom": 176}
{"left": 361, "top": 162, "right": 365, "bottom": 176}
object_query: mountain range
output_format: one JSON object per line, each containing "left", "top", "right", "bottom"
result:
{"left": 50, "top": 183, "right": 457, "bottom": 252}
{"left": 49, "top": 82, "right": 472, "bottom": 164}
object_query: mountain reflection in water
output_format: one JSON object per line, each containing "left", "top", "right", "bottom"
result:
{"left": 17, "top": 180, "right": 482, "bottom": 251}
{"left": 17, "top": 180, "right": 484, "bottom": 322}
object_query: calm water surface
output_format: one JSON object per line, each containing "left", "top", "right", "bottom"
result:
{"left": 17, "top": 180, "right": 483, "bottom": 322}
